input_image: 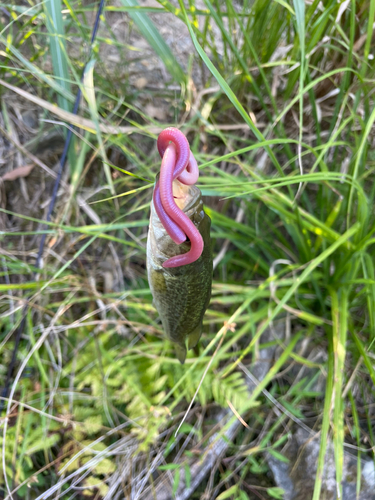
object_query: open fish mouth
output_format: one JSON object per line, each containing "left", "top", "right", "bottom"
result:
{"left": 173, "top": 179, "right": 201, "bottom": 212}
{"left": 148, "top": 176, "right": 206, "bottom": 263}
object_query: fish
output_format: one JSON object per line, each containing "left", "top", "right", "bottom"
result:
{"left": 147, "top": 177, "right": 213, "bottom": 363}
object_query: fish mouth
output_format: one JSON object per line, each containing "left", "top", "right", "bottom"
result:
{"left": 148, "top": 176, "right": 206, "bottom": 263}
{"left": 172, "top": 179, "right": 201, "bottom": 214}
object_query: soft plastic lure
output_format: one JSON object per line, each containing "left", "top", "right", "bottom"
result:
{"left": 147, "top": 128, "right": 213, "bottom": 363}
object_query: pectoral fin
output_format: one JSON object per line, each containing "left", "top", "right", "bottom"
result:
{"left": 174, "top": 342, "right": 187, "bottom": 364}
{"left": 173, "top": 324, "right": 202, "bottom": 363}
{"left": 187, "top": 324, "right": 202, "bottom": 350}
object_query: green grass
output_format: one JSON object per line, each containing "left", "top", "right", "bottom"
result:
{"left": 0, "top": 0, "right": 375, "bottom": 498}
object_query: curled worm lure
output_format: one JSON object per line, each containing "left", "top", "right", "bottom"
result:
{"left": 147, "top": 128, "right": 213, "bottom": 363}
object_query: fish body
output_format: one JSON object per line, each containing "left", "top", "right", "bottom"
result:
{"left": 147, "top": 179, "right": 212, "bottom": 363}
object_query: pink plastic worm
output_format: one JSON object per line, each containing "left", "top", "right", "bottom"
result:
{"left": 153, "top": 127, "right": 204, "bottom": 268}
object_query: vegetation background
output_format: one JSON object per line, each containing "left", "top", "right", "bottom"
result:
{"left": 0, "top": 0, "right": 374, "bottom": 498}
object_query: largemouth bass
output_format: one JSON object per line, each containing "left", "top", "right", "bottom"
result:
{"left": 147, "top": 178, "right": 212, "bottom": 363}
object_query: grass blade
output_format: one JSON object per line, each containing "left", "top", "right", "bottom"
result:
{"left": 43, "top": 0, "right": 71, "bottom": 112}
{"left": 292, "top": 0, "right": 305, "bottom": 197}
{"left": 312, "top": 326, "right": 334, "bottom": 500}
{"left": 82, "top": 59, "right": 116, "bottom": 196}
{"left": 331, "top": 288, "right": 348, "bottom": 499}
